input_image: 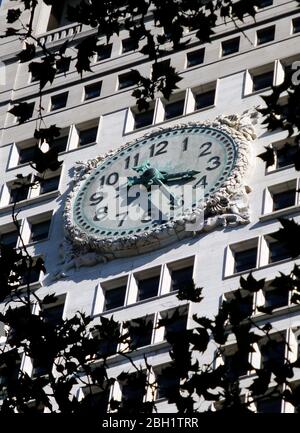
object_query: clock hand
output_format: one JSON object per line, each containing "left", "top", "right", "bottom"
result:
{"left": 164, "top": 170, "right": 201, "bottom": 183}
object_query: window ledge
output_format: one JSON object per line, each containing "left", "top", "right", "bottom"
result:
{"left": 0, "top": 190, "right": 60, "bottom": 215}
{"left": 243, "top": 86, "right": 272, "bottom": 98}
{"left": 260, "top": 205, "right": 300, "bottom": 222}
{"left": 224, "top": 256, "right": 298, "bottom": 280}
{"left": 266, "top": 163, "right": 295, "bottom": 175}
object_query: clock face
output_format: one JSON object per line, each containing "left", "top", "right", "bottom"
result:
{"left": 72, "top": 125, "right": 238, "bottom": 241}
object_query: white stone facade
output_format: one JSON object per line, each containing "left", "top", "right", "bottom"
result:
{"left": 0, "top": 0, "right": 300, "bottom": 413}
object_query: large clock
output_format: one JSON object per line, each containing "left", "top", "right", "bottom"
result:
{"left": 65, "top": 118, "right": 253, "bottom": 257}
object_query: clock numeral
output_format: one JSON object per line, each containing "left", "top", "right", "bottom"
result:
{"left": 149, "top": 140, "right": 168, "bottom": 157}
{"left": 193, "top": 175, "right": 208, "bottom": 189}
{"left": 199, "top": 142, "right": 212, "bottom": 157}
{"left": 206, "top": 156, "right": 221, "bottom": 171}
{"left": 116, "top": 211, "right": 128, "bottom": 227}
{"left": 94, "top": 206, "right": 108, "bottom": 222}
{"left": 125, "top": 153, "right": 140, "bottom": 169}
{"left": 99, "top": 172, "right": 119, "bottom": 186}
{"left": 89, "top": 192, "right": 104, "bottom": 206}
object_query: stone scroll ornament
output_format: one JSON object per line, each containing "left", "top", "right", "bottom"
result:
{"left": 56, "top": 112, "right": 257, "bottom": 278}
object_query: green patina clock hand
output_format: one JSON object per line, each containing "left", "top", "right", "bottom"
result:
{"left": 127, "top": 161, "right": 181, "bottom": 207}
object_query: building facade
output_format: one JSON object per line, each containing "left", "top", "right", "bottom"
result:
{"left": 0, "top": 0, "right": 300, "bottom": 413}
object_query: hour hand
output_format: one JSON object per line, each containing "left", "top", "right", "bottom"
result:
{"left": 164, "top": 170, "right": 201, "bottom": 183}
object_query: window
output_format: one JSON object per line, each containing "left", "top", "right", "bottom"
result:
{"left": 170, "top": 266, "right": 194, "bottom": 292}
{"left": 223, "top": 290, "right": 254, "bottom": 320}
{"left": 155, "top": 365, "right": 180, "bottom": 400}
{"left": 186, "top": 48, "right": 205, "bottom": 67}
{"left": 20, "top": 258, "right": 41, "bottom": 286}
{"left": 96, "top": 327, "right": 120, "bottom": 358}
{"left": 0, "top": 229, "right": 19, "bottom": 248}
{"left": 234, "top": 247, "right": 257, "bottom": 273}
{"left": 0, "top": 358, "right": 20, "bottom": 398}
{"left": 263, "top": 284, "right": 289, "bottom": 310}
{"left": 84, "top": 82, "right": 102, "bottom": 100}
{"left": 50, "top": 92, "right": 68, "bottom": 111}
{"left": 195, "top": 88, "right": 215, "bottom": 110}
{"left": 78, "top": 126, "right": 98, "bottom": 146}
{"left": 162, "top": 307, "right": 188, "bottom": 340}
{"left": 256, "top": 396, "right": 282, "bottom": 413}
{"left": 260, "top": 335, "right": 286, "bottom": 369}
{"left": 39, "top": 175, "right": 60, "bottom": 195}
{"left": 268, "top": 238, "right": 291, "bottom": 263}
{"left": 293, "top": 17, "right": 300, "bottom": 34}
{"left": 29, "top": 219, "right": 51, "bottom": 243}
{"left": 82, "top": 386, "right": 110, "bottom": 415}
{"left": 252, "top": 70, "right": 273, "bottom": 92}
{"left": 13, "top": 102, "right": 34, "bottom": 122}
{"left": 256, "top": 26, "right": 275, "bottom": 45}
{"left": 56, "top": 57, "right": 71, "bottom": 75}
{"left": 164, "top": 99, "right": 185, "bottom": 120}
{"left": 104, "top": 285, "right": 127, "bottom": 311}
{"left": 137, "top": 275, "right": 160, "bottom": 301}
{"left": 221, "top": 37, "right": 240, "bottom": 56}
{"left": 257, "top": 0, "right": 273, "bottom": 8}
{"left": 126, "top": 315, "right": 154, "bottom": 349}
{"left": 272, "top": 189, "right": 296, "bottom": 211}
{"left": 134, "top": 109, "right": 154, "bottom": 129}
{"left": 223, "top": 345, "right": 249, "bottom": 380}
{"left": 32, "top": 357, "right": 53, "bottom": 378}
{"left": 51, "top": 134, "right": 69, "bottom": 153}
{"left": 18, "top": 144, "right": 36, "bottom": 165}
{"left": 9, "top": 184, "right": 30, "bottom": 204}
{"left": 118, "top": 72, "right": 136, "bottom": 90}
{"left": 121, "top": 372, "right": 146, "bottom": 408}
{"left": 41, "top": 297, "right": 65, "bottom": 328}
{"left": 97, "top": 44, "right": 112, "bottom": 61}
{"left": 122, "top": 38, "right": 138, "bottom": 53}
{"left": 275, "top": 142, "right": 297, "bottom": 169}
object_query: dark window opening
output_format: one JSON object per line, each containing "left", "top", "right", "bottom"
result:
{"left": 121, "top": 373, "right": 146, "bottom": 406}
{"left": 137, "top": 275, "right": 160, "bottom": 301}
{"left": 30, "top": 220, "right": 51, "bottom": 243}
{"left": 293, "top": 17, "right": 300, "bottom": 34}
{"left": 85, "top": 82, "right": 102, "bottom": 100}
{"left": 56, "top": 57, "right": 71, "bottom": 74}
{"left": 104, "top": 286, "right": 126, "bottom": 311}
{"left": 82, "top": 388, "right": 110, "bottom": 415}
{"left": 224, "top": 350, "right": 249, "bottom": 380}
{"left": 276, "top": 145, "right": 297, "bottom": 169}
{"left": 118, "top": 72, "right": 136, "bottom": 90}
{"left": 51, "top": 135, "right": 68, "bottom": 153}
{"left": 261, "top": 339, "right": 286, "bottom": 369}
{"left": 186, "top": 49, "right": 205, "bottom": 67}
{"left": 252, "top": 71, "right": 273, "bottom": 92}
{"left": 50, "top": 92, "right": 68, "bottom": 111}
{"left": 221, "top": 37, "right": 240, "bottom": 56}
{"left": 257, "top": 0, "right": 273, "bottom": 8}
{"left": 170, "top": 266, "right": 193, "bottom": 292}
{"left": 42, "top": 302, "right": 64, "bottom": 328}
{"left": 164, "top": 99, "right": 185, "bottom": 120}
{"left": 269, "top": 240, "right": 291, "bottom": 263}
{"left": 234, "top": 247, "right": 257, "bottom": 273}
{"left": 97, "top": 44, "right": 112, "bottom": 61}
{"left": 272, "top": 189, "right": 296, "bottom": 211}
{"left": 0, "top": 230, "right": 19, "bottom": 248}
{"left": 134, "top": 110, "right": 154, "bottom": 129}
{"left": 164, "top": 311, "right": 187, "bottom": 339}
{"left": 122, "top": 38, "right": 138, "bottom": 53}
{"left": 156, "top": 366, "right": 180, "bottom": 400}
{"left": 195, "top": 89, "right": 215, "bottom": 110}
{"left": 127, "top": 317, "right": 153, "bottom": 349}
{"left": 18, "top": 146, "right": 36, "bottom": 165}
{"left": 40, "top": 176, "right": 60, "bottom": 195}
{"left": 264, "top": 287, "right": 289, "bottom": 309}
{"left": 9, "top": 185, "right": 30, "bottom": 204}
{"left": 257, "top": 26, "right": 275, "bottom": 45}
{"left": 78, "top": 126, "right": 98, "bottom": 146}
{"left": 257, "top": 397, "right": 282, "bottom": 413}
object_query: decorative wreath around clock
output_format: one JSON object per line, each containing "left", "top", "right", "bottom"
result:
{"left": 64, "top": 114, "right": 256, "bottom": 258}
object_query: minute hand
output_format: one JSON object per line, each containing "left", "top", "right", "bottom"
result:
{"left": 164, "top": 170, "right": 201, "bottom": 183}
